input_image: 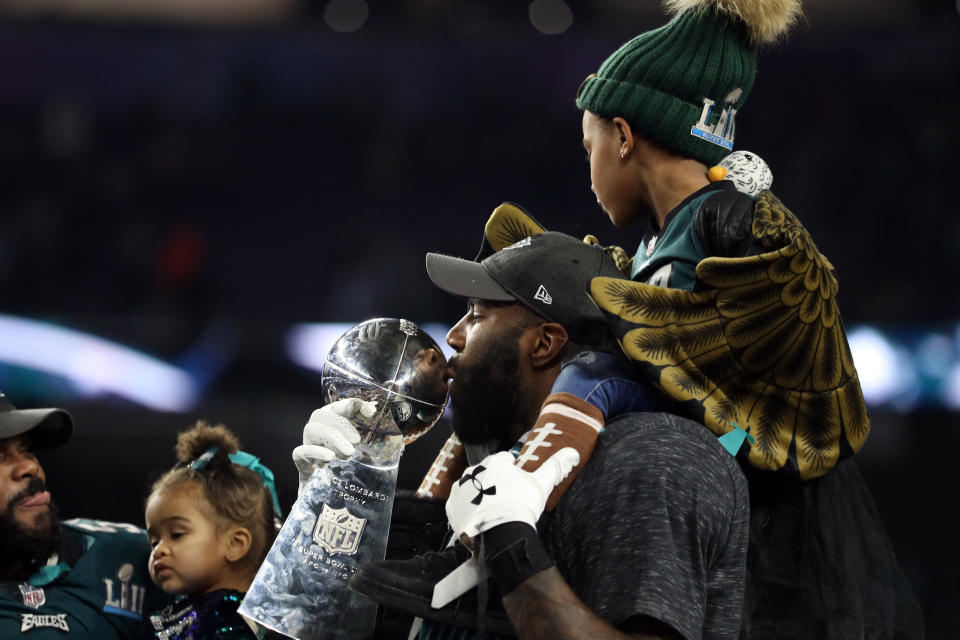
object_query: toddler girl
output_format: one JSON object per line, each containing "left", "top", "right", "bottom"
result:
{"left": 143, "top": 421, "right": 282, "bottom": 640}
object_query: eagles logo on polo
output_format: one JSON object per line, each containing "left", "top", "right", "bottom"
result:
{"left": 19, "top": 613, "right": 69, "bottom": 633}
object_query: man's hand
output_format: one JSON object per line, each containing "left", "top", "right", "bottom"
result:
{"left": 446, "top": 448, "right": 579, "bottom": 540}
{"left": 291, "top": 398, "right": 372, "bottom": 495}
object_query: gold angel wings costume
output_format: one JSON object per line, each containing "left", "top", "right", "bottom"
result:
{"left": 483, "top": 192, "right": 869, "bottom": 480}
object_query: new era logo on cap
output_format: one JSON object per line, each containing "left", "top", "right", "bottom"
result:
{"left": 533, "top": 285, "right": 552, "bottom": 305}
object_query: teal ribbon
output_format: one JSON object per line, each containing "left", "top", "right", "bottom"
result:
{"left": 717, "top": 422, "right": 756, "bottom": 457}
{"left": 191, "top": 446, "right": 283, "bottom": 518}
{"left": 229, "top": 451, "right": 283, "bottom": 519}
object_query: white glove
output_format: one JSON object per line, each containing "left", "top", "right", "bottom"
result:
{"left": 445, "top": 447, "right": 580, "bottom": 540}
{"left": 291, "top": 398, "right": 373, "bottom": 495}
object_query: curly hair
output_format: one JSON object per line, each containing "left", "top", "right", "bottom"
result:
{"left": 150, "top": 421, "right": 277, "bottom": 569}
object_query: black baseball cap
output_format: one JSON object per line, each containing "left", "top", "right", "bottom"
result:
{"left": 0, "top": 391, "right": 73, "bottom": 449}
{"left": 426, "top": 231, "right": 622, "bottom": 348}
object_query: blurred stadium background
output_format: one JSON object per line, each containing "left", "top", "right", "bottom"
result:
{"left": 1, "top": 0, "right": 957, "bottom": 635}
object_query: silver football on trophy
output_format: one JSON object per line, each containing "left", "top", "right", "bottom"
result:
{"left": 322, "top": 318, "right": 448, "bottom": 447}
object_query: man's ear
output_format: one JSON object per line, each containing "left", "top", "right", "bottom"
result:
{"left": 222, "top": 526, "right": 253, "bottom": 564}
{"left": 612, "top": 116, "right": 635, "bottom": 158}
{"left": 529, "top": 322, "right": 569, "bottom": 368}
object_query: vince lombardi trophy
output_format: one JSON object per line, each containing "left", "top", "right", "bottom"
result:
{"left": 240, "top": 318, "right": 448, "bottom": 639}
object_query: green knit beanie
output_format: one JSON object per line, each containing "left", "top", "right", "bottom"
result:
{"left": 577, "top": 0, "right": 801, "bottom": 166}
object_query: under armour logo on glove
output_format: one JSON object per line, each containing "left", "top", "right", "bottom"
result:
{"left": 446, "top": 448, "right": 580, "bottom": 540}
{"left": 458, "top": 465, "right": 497, "bottom": 505}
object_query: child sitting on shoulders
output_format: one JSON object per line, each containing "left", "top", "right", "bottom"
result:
{"left": 144, "top": 421, "right": 282, "bottom": 640}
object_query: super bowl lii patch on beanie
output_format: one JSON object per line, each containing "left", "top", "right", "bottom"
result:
{"left": 576, "top": 0, "right": 803, "bottom": 166}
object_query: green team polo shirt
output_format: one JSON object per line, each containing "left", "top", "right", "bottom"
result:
{"left": 630, "top": 186, "right": 720, "bottom": 291}
{"left": 0, "top": 518, "right": 170, "bottom": 639}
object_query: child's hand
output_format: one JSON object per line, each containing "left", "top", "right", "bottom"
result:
{"left": 291, "top": 398, "right": 372, "bottom": 495}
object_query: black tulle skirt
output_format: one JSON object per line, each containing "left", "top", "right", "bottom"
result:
{"left": 741, "top": 459, "right": 924, "bottom": 639}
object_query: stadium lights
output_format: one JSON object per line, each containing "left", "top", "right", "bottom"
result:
{"left": 0, "top": 313, "right": 198, "bottom": 412}
{"left": 846, "top": 326, "right": 911, "bottom": 407}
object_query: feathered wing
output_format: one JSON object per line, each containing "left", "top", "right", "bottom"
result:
{"left": 589, "top": 190, "right": 869, "bottom": 479}
{"left": 484, "top": 203, "right": 547, "bottom": 252}
{"left": 482, "top": 202, "right": 633, "bottom": 275}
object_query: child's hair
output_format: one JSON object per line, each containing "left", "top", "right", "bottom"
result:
{"left": 150, "top": 421, "right": 278, "bottom": 570}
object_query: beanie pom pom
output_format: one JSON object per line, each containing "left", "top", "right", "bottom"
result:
{"left": 663, "top": 0, "right": 803, "bottom": 45}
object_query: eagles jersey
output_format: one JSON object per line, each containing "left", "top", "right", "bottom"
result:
{"left": 631, "top": 181, "right": 761, "bottom": 290}
{"left": 0, "top": 518, "right": 170, "bottom": 639}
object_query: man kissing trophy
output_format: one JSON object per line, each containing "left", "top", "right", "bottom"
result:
{"left": 240, "top": 318, "right": 449, "bottom": 639}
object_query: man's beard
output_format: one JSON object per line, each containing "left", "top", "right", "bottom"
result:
{"left": 449, "top": 327, "right": 525, "bottom": 448}
{"left": 0, "top": 478, "right": 62, "bottom": 578}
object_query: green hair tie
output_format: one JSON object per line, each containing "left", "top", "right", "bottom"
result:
{"left": 189, "top": 446, "right": 220, "bottom": 470}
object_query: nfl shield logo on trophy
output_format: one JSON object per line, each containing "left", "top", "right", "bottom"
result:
{"left": 313, "top": 504, "right": 366, "bottom": 555}
{"left": 19, "top": 584, "right": 45, "bottom": 609}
